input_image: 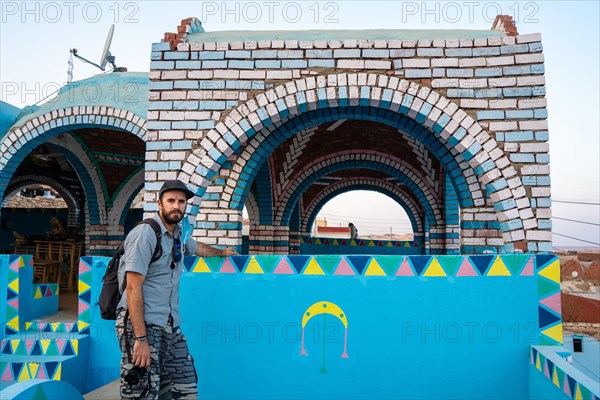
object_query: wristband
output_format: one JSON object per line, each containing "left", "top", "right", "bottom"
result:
{"left": 134, "top": 335, "right": 147, "bottom": 342}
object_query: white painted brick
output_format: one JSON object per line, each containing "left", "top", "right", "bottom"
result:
{"left": 214, "top": 70, "right": 240, "bottom": 79}
{"left": 515, "top": 53, "right": 545, "bottom": 64}
{"left": 267, "top": 70, "right": 293, "bottom": 80}
{"left": 403, "top": 59, "right": 430, "bottom": 68}
{"left": 432, "top": 58, "right": 459, "bottom": 67}
{"left": 516, "top": 33, "right": 542, "bottom": 44}
{"left": 188, "top": 70, "right": 214, "bottom": 79}
{"left": 519, "top": 120, "right": 548, "bottom": 130}
{"left": 488, "top": 99, "right": 518, "bottom": 109}
{"left": 459, "top": 57, "right": 487, "bottom": 68}
{"left": 517, "top": 75, "right": 546, "bottom": 86}
{"left": 365, "top": 60, "right": 391, "bottom": 69}
{"left": 460, "top": 99, "right": 488, "bottom": 109}
{"left": 489, "top": 121, "right": 518, "bottom": 131}
{"left": 531, "top": 187, "right": 551, "bottom": 197}
{"left": 526, "top": 230, "right": 552, "bottom": 241}
{"left": 459, "top": 78, "right": 486, "bottom": 88}
{"left": 488, "top": 77, "right": 517, "bottom": 87}
{"left": 518, "top": 98, "right": 547, "bottom": 109}
{"left": 520, "top": 143, "right": 549, "bottom": 153}
{"left": 161, "top": 71, "right": 187, "bottom": 80}
{"left": 487, "top": 56, "right": 515, "bottom": 66}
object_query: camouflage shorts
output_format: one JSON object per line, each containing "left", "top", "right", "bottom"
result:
{"left": 116, "top": 310, "right": 198, "bottom": 399}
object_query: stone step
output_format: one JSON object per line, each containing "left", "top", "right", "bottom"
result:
{"left": 1, "top": 332, "right": 85, "bottom": 357}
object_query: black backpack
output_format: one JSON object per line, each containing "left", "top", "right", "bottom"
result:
{"left": 99, "top": 219, "right": 163, "bottom": 320}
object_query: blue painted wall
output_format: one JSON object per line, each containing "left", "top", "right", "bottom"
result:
{"left": 76, "top": 254, "right": 560, "bottom": 399}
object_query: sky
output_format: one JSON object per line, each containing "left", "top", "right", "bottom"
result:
{"left": 1, "top": 1, "right": 599, "bottom": 247}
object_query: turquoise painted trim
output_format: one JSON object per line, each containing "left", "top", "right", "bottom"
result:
{"left": 187, "top": 29, "right": 505, "bottom": 43}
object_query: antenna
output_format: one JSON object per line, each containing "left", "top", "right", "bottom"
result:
{"left": 69, "top": 24, "right": 118, "bottom": 76}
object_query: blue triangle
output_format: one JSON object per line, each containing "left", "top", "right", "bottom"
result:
{"left": 183, "top": 256, "right": 196, "bottom": 272}
{"left": 536, "top": 254, "right": 556, "bottom": 269}
{"left": 11, "top": 362, "right": 23, "bottom": 379}
{"left": 7, "top": 289, "right": 17, "bottom": 300}
{"left": 547, "top": 359, "right": 554, "bottom": 377}
{"left": 567, "top": 375, "right": 576, "bottom": 396}
{"left": 80, "top": 290, "right": 91, "bottom": 304}
{"left": 5, "top": 326, "right": 17, "bottom": 335}
{"left": 532, "top": 347, "right": 538, "bottom": 361}
{"left": 409, "top": 256, "right": 431, "bottom": 276}
{"left": 2, "top": 342, "right": 12, "bottom": 354}
{"left": 538, "top": 306, "right": 560, "bottom": 329}
{"left": 230, "top": 256, "right": 249, "bottom": 272}
{"left": 45, "top": 361, "right": 58, "bottom": 378}
{"left": 31, "top": 341, "right": 42, "bottom": 356}
{"left": 347, "top": 256, "right": 371, "bottom": 275}
{"left": 80, "top": 327, "right": 90, "bottom": 336}
{"left": 63, "top": 342, "right": 75, "bottom": 356}
{"left": 9, "top": 254, "right": 19, "bottom": 264}
{"left": 288, "top": 256, "right": 310, "bottom": 274}
{"left": 470, "top": 255, "right": 493, "bottom": 275}
{"left": 43, "top": 325, "right": 52, "bottom": 332}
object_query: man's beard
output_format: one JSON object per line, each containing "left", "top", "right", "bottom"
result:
{"left": 163, "top": 210, "right": 184, "bottom": 224}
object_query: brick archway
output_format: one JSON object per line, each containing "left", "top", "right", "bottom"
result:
{"left": 301, "top": 177, "right": 424, "bottom": 234}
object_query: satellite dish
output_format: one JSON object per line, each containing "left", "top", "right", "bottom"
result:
{"left": 69, "top": 24, "right": 118, "bottom": 77}
{"left": 99, "top": 24, "right": 116, "bottom": 70}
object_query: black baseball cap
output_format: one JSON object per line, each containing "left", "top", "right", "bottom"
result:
{"left": 159, "top": 180, "right": 195, "bottom": 200}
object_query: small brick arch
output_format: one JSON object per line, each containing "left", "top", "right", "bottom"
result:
{"left": 3, "top": 175, "right": 81, "bottom": 228}
{"left": 180, "top": 73, "right": 535, "bottom": 246}
{"left": 106, "top": 169, "right": 145, "bottom": 227}
{"left": 245, "top": 191, "right": 260, "bottom": 228}
{"left": 274, "top": 150, "right": 441, "bottom": 227}
{"left": 0, "top": 106, "right": 147, "bottom": 207}
{"left": 301, "top": 177, "right": 424, "bottom": 234}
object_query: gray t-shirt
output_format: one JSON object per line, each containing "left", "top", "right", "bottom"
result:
{"left": 117, "top": 213, "right": 197, "bottom": 327}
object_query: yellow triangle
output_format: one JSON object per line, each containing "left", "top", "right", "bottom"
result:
{"left": 365, "top": 258, "right": 386, "bottom": 276}
{"left": 51, "top": 323, "right": 60, "bottom": 332}
{"left": 54, "top": 364, "right": 62, "bottom": 380}
{"left": 541, "top": 323, "right": 563, "bottom": 344}
{"left": 404, "top": 242, "right": 410, "bottom": 248}
{"left": 535, "top": 354, "right": 541, "bottom": 371}
{"left": 299, "top": 237, "right": 304, "bottom": 243}
{"left": 575, "top": 385, "right": 583, "bottom": 400}
{"left": 192, "top": 258, "right": 211, "bottom": 273}
{"left": 368, "top": 240, "right": 375, "bottom": 247}
{"left": 78, "top": 321, "right": 89, "bottom": 331}
{"left": 18, "top": 257, "right": 25, "bottom": 267}
{"left": 11, "top": 339, "right": 20, "bottom": 353}
{"left": 303, "top": 258, "right": 325, "bottom": 275}
{"left": 424, "top": 258, "right": 446, "bottom": 277}
{"left": 552, "top": 368, "right": 560, "bottom": 387}
{"left": 72, "top": 339, "right": 79, "bottom": 355}
{"left": 387, "top": 241, "right": 393, "bottom": 247}
{"left": 25, "top": 322, "right": 32, "bottom": 331}
{"left": 18, "top": 364, "right": 31, "bottom": 381}
{"left": 40, "top": 339, "right": 51, "bottom": 353}
{"left": 315, "top": 238, "right": 321, "bottom": 245}
{"left": 34, "top": 287, "right": 42, "bottom": 299}
{"left": 8, "top": 279, "right": 19, "bottom": 293}
{"left": 244, "top": 257, "right": 264, "bottom": 274}
{"left": 350, "top": 240, "right": 357, "bottom": 246}
{"left": 28, "top": 362, "right": 40, "bottom": 379}
{"left": 538, "top": 259, "right": 560, "bottom": 283}
{"left": 7, "top": 317, "right": 18, "bottom": 332}
{"left": 332, "top": 239, "right": 339, "bottom": 245}
{"left": 78, "top": 280, "right": 90, "bottom": 294}
{"left": 487, "top": 256, "right": 511, "bottom": 276}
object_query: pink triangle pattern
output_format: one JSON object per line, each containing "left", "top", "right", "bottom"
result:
{"left": 78, "top": 300, "right": 90, "bottom": 314}
{"left": 25, "top": 339, "right": 35, "bottom": 354}
{"left": 9, "top": 260, "right": 19, "bottom": 272}
{"left": 543, "top": 360, "right": 550, "bottom": 378}
{"left": 456, "top": 258, "right": 478, "bottom": 276}
{"left": 37, "top": 366, "right": 47, "bottom": 379}
{"left": 219, "top": 258, "right": 237, "bottom": 273}
{"left": 563, "top": 374, "right": 571, "bottom": 397}
{"left": 273, "top": 258, "right": 294, "bottom": 275}
{"left": 79, "top": 261, "right": 91, "bottom": 274}
{"left": 1, "top": 364, "right": 13, "bottom": 380}
{"left": 521, "top": 257, "right": 534, "bottom": 276}
{"left": 56, "top": 339, "right": 66, "bottom": 354}
{"left": 540, "top": 292, "right": 561, "bottom": 315}
{"left": 8, "top": 299, "right": 19, "bottom": 310}
{"left": 396, "top": 258, "right": 414, "bottom": 276}
{"left": 334, "top": 258, "right": 356, "bottom": 276}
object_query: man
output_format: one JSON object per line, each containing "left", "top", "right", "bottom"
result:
{"left": 116, "top": 179, "right": 236, "bottom": 399}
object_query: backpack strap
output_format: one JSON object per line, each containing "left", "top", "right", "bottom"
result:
{"left": 139, "top": 218, "right": 163, "bottom": 262}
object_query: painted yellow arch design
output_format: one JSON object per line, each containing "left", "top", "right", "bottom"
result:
{"left": 301, "top": 301, "right": 348, "bottom": 328}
